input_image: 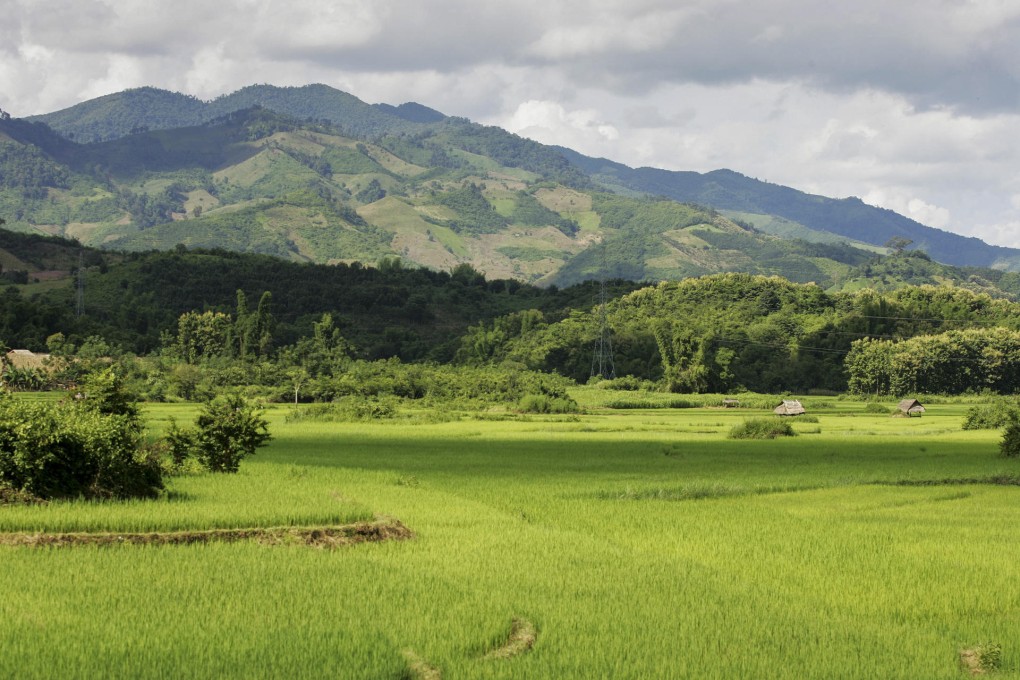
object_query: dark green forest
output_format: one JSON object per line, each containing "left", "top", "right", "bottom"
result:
{"left": 6, "top": 228, "right": 1020, "bottom": 398}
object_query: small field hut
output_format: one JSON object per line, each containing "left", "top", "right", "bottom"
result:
{"left": 722, "top": 399, "right": 740, "bottom": 408}
{"left": 897, "top": 399, "right": 925, "bottom": 417}
{"left": 5, "top": 349, "right": 50, "bottom": 371}
{"left": 774, "top": 399, "right": 805, "bottom": 416}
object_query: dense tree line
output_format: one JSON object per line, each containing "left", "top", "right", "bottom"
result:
{"left": 846, "top": 328, "right": 1020, "bottom": 395}
{"left": 458, "top": 274, "right": 1020, "bottom": 394}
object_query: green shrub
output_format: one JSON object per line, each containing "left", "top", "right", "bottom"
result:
{"left": 728, "top": 417, "right": 797, "bottom": 440}
{"left": 595, "top": 376, "right": 651, "bottom": 391}
{"left": 518, "top": 394, "right": 579, "bottom": 414}
{"left": 864, "top": 402, "right": 888, "bottom": 413}
{"left": 1000, "top": 420, "right": 1020, "bottom": 458}
{"left": 74, "top": 368, "right": 141, "bottom": 419}
{"left": 286, "top": 396, "right": 400, "bottom": 422}
{"left": 0, "top": 391, "right": 162, "bottom": 499}
{"left": 963, "top": 400, "right": 1020, "bottom": 430}
{"left": 166, "top": 395, "right": 272, "bottom": 473}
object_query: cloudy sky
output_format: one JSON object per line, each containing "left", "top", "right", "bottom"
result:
{"left": 3, "top": 0, "right": 1020, "bottom": 247}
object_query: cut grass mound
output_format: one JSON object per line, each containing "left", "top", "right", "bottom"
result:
{"left": 728, "top": 417, "right": 797, "bottom": 440}
{"left": 483, "top": 618, "right": 537, "bottom": 660}
{"left": 402, "top": 649, "right": 441, "bottom": 680}
{"left": 0, "top": 517, "right": 412, "bottom": 548}
{"left": 959, "top": 641, "right": 1002, "bottom": 675}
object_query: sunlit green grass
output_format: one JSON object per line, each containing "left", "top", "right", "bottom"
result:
{"left": 1, "top": 395, "right": 1018, "bottom": 678}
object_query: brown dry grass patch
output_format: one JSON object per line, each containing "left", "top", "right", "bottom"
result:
{"left": 960, "top": 642, "right": 1002, "bottom": 675}
{"left": 0, "top": 517, "right": 412, "bottom": 549}
{"left": 484, "top": 618, "right": 537, "bottom": 660}
{"left": 402, "top": 649, "right": 441, "bottom": 680}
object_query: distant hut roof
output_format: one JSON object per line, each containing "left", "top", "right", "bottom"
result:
{"left": 5, "top": 350, "right": 50, "bottom": 371}
{"left": 774, "top": 399, "right": 805, "bottom": 416}
{"left": 722, "top": 398, "right": 740, "bottom": 407}
{"left": 897, "top": 399, "right": 925, "bottom": 415}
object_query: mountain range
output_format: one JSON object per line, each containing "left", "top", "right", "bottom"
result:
{"left": 2, "top": 83, "right": 1019, "bottom": 293}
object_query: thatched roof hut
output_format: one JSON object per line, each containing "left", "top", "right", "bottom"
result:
{"left": 5, "top": 349, "right": 50, "bottom": 370}
{"left": 897, "top": 399, "right": 925, "bottom": 416}
{"left": 774, "top": 399, "right": 805, "bottom": 416}
{"left": 722, "top": 398, "right": 740, "bottom": 408}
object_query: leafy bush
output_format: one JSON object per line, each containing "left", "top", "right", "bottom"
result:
{"left": 963, "top": 400, "right": 1020, "bottom": 430}
{"left": 287, "top": 396, "right": 400, "bottom": 422}
{"left": 728, "top": 418, "right": 797, "bottom": 440}
{"left": 167, "top": 395, "right": 272, "bottom": 473}
{"left": 0, "top": 391, "right": 162, "bottom": 499}
{"left": 864, "top": 402, "right": 889, "bottom": 413}
{"left": 595, "top": 376, "right": 649, "bottom": 391}
{"left": 517, "top": 394, "right": 579, "bottom": 414}
{"left": 1000, "top": 420, "right": 1020, "bottom": 458}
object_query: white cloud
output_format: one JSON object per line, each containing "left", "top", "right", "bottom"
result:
{"left": 505, "top": 100, "right": 619, "bottom": 153}
{"left": 3, "top": 0, "right": 1020, "bottom": 251}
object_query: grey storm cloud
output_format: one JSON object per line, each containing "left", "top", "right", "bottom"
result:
{"left": 8, "top": 0, "right": 1020, "bottom": 113}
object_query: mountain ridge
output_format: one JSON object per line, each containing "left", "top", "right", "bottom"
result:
{"left": 4, "top": 83, "right": 1020, "bottom": 290}
{"left": 554, "top": 146, "right": 1020, "bottom": 270}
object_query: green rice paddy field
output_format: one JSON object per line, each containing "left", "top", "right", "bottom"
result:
{"left": 2, "top": 392, "right": 1019, "bottom": 678}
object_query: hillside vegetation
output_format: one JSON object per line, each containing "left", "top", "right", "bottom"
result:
{"left": 6, "top": 83, "right": 1020, "bottom": 285}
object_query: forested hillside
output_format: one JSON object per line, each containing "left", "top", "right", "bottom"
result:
{"left": 0, "top": 105, "right": 907, "bottom": 288}
{"left": 9, "top": 82, "right": 1020, "bottom": 282}
{"left": 0, "top": 232, "right": 639, "bottom": 359}
{"left": 559, "top": 147, "right": 1020, "bottom": 270}
{"left": 5, "top": 226, "right": 1020, "bottom": 395}
{"left": 458, "top": 273, "right": 1020, "bottom": 393}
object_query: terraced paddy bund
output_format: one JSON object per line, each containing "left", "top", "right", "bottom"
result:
{"left": 1, "top": 395, "right": 1019, "bottom": 678}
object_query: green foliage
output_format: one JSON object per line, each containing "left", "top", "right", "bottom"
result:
{"left": 163, "top": 418, "right": 197, "bottom": 471}
{"left": 864, "top": 401, "right": 890, "bottom": 413}
{"left": 962, "top": 400, "right": 1020, "bottom": 430}
{"left": 508, "top": 190, "right": 578, "bottom": 235}
{"left": 0, "top": 389, "right": 161, "bottom": 499}
{"left": 0, "top": 142, "right": 70, "bottom": 190}
{"left": 434, "top": 183, "right": 507, "bottom": 234}
{"left": 171, "top": 310, "right": 233, "bottom": 362}
{"left": 517, "top": 393, "right": 579, "bottom": 414}
{"left": 188, "top": 394, "right": 272, "bottom": 473}
{"left": 1000, "top": 420, "right": 1020, "bottom": 458}
{"left": 847, "top": 327, "right": 1020, "bottom": 396}
{"left": 728, "top": 417, "right": 797, "bottom": 440}
{"left": 578, "top": 160, "right": 1014, "bottom": 270}
{"left": 595, "top": 376, "right": 655, "bottom": 391}
{"left": 354, "top": 178, "right": 387, "bottom": 203}
{"left": 76, "top": 368, "right": 141, "bottom": 420}
{"left": 605, "top": 397, "right": 695, "bottom": 409}
{"left": 287, "top": 396, "right": 400, "bottom": 422}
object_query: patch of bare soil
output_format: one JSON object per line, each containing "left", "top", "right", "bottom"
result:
{"left": 960, "top": 642, "right": 1002, "bottom": 675}
{"left": 484, "top": 618, "right": 537, "bottom": 660}
{"left": 0, "top": 517, "right": 412, "bottom": 548}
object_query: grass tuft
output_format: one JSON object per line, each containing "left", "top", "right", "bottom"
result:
{"left": 728, "top": 417, "right": 797, "bottom": 439}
